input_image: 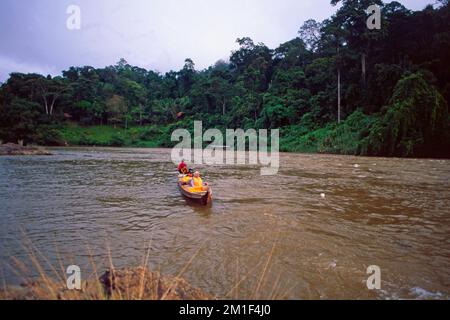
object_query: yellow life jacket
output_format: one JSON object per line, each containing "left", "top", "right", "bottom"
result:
{"left": 190, "top": 177, "right": 205, "bottom": 193}
{"left": 192, "top": 177, "right": 203, "bottom": 188}
{"left": 181, "top": 175, "right": 192, "bottom": 183}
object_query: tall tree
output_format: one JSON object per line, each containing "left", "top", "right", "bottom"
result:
{"left": 31, "top": 76, "right": 71, "bottom": 116}
{"left": 299, "top": 19, "right": 322, "bottom": 52}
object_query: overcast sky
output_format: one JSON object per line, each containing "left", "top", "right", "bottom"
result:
{"left": 0, "top": 0, "right": 434, "bottom": 82}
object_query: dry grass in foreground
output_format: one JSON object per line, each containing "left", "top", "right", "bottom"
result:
{"left": 1, "top": 232, "right": 292, "bottom": 300}
{"left": 0, "top": 266, "right": 213, "bottom": 300}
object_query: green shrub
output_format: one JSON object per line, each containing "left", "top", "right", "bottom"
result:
{"left": 34, "top": 126, "right": 66, "bottom": 146}
{"left": 110, "top": 133, "right": 127, "bottom": 147}
{"left": 319, "top": 110, "right": 375, "bottom": 155}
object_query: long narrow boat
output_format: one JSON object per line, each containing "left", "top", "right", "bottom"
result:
{"left": 177, "top": 175, "right": 212, "bottom": 206}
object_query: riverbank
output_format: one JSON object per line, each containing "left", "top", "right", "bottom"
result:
{"left": 54, "top": 119, "right": 450, "bottom": 159}
{"left": 0, "top": 143, "right": 52, "bottom": 156}
{"left": 56, "top": 120, "right": 367, "bottom": 155}
{"left": 0, "top": 267, "right": 214, "bottom": 300}
{"left": 57, "top": 124, "right": 168, "bottom": 148}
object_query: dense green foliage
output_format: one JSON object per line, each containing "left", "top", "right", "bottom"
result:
{"left": 58, "top": 124, "right": 177, "bottom": 148}
{"left": 1, "top": 1, "right": 449, "bottom": 158}
{"left": 361, "top": 73, "right": 449, "bottom": 157}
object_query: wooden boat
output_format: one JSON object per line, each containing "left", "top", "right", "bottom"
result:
{"left": 178, "top": 175, "right": 212, "bottom": 206}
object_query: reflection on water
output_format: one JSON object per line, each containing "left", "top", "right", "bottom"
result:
{"left": 0, "top": 147, "right": 449, "bottom": 299}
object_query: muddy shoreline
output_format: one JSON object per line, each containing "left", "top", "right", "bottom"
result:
{"left": 0, "top": 143, "right": 52, "bottom": 156}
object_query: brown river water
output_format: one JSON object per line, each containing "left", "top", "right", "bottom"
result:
{"left": 0, "top": 147, "right": 449, "bottom": 299}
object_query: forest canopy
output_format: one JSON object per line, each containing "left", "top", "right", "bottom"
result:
{"left": 0, "top": 0, "right": 449, "bottom": 158}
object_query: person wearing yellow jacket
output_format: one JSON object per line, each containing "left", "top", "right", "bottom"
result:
{"left": 180, "top": 172, "right": 193, "bottom": 184}
{"left": 189, "top": 171, "right": 209, "bottom": 193}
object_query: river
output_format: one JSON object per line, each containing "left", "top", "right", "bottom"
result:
{"left": 0, "top": 147, "right": 449, "bottom": 299}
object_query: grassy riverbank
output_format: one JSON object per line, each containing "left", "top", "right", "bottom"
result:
{"left": 55, "top": 104, "right": 448, "bottom": 158}
{"left": 56, "top": 109, "right": 372, "bottom": 154}
{"left": 58, "top": 124, "right": 172, "bottom": 148}
{"left": 56, "top": 116, "right": 370, "bottom": 155}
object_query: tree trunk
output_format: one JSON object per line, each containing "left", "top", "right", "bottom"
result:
{"left": 49, "top": 96, "right": 58, "bottom": 115}
{"left": 361, "top": 53, "right": 366, "bottom": 85}
{"left": 337, "top": 43, "right": 341, "bottom": 124}
{"left": 254, "top": 102, "right": 258, "bottom": 125}
{"left": 42, "top": 96, "right": 49, "bottom": 115}
{"left": 338, "top": 68, "right": 341, "bottom": 124}
{"left": 222, "top": 101, "right": 226, "bottom": 116}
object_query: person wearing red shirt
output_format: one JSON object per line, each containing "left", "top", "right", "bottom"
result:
{"left": 178, "top": 159, "right": 188, "bottom": 174}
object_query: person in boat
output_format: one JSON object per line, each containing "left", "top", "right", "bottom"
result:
{"left": 190, "top": 171, "right": 209, "bottom": 193}
{"left": 178, "top": 159, "right": 189, "bottom": 174}
{"left": 180, "top": 171, "right": 193, "bottom": 185}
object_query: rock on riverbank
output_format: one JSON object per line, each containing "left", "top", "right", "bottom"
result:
{"left": 0, "top": 267, "right": 214, "bottom": 300}
{"left": 0, "top": 143, "right": 52, "bottom": 156}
